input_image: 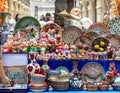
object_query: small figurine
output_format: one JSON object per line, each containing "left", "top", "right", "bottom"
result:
{"left": 57, "top": 52, "right": 62, "bottom": 60}
{"left": 107, "top": 44, "right": 115, "bottom": 60}
{"left": 62, "top": 44, "right": 70, "bottom": 58}
{"left": 40, "top": 41, "right": 47, "bottom": 54}
{"left": 83, "top": 84, "right": 87, "bottom": 90}
{"left": 108, "top": 84, "right": 113, "bottom": 90}
{"left": 69, "top": 7, "right": 82, "bottom": 30}
{"left": 48, "top": 85, "right": 53, "bottom": 91}
{"left": 39, "top": 32, "right": 48, "bottom": 42}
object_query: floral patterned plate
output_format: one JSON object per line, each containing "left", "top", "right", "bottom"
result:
{"left": 14, "top": 16, "right": 41, "bottom": 41}
{"left": 82, "top": 62, "right": 105, "bottom": 83}
{"left": 41, "top": 22, "right": 61, "bottom": 41}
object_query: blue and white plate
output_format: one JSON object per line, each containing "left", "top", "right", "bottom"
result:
{"left": 108, "top": 16, "right": 120, "bottom": 35}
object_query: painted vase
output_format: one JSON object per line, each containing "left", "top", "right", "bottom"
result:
{"left": 70, "top": 77, "right": 82, "bottom": 90}
{"left": 27, "top": 53, "right": 40, "bottom": 75}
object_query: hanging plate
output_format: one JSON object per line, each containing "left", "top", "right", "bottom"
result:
{"left": 62, "top": 26, "right": 81, "bottom": 44}
{"left": 88, "top": 22, "right": 108, "bottom": 35}
{"left": 107, "top": 16, "right": 120, "bottom": 35}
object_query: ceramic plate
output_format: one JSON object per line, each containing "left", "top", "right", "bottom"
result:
{"left": 88, "top": 22, "right": 108, "bottom": 35}
{"left": 55, "top": 66, "right": 69, "bottom": 75}
{"left": 107, "top": 16, "right": 120, "bottom": 35}
{"left": 41, "top": 22, "right": 61, "bottom": 41}
{"left": 62, "top": 26, "right": 81, "bottom": 44}
{"left": 105, "top": 34, "right": 120, "bottom": 49}
{"left": 81, "top": 17, "right": 93, "bottom": 29}
{"left": 14, "top": 16, "right": 41, "bottom": 41}
{"left": 74, "top": 31, "right": 99, "bottom": 45}
{"left": 82, "top": 62, "right": 105, "bottom": 83}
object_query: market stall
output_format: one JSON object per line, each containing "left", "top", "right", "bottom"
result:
{"left": 1, "top": 9, "right": 120, "bottom": 92}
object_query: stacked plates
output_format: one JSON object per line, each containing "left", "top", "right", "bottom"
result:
{"left": 29, "top": 74, "right": 48, "bottom": 92}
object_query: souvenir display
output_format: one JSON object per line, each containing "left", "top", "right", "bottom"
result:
{"left": 82, "top": 62, "right": 105, "bottom": 83}
{"left": 62, "top": 26, "right": 81, "bottom": 44}
{"left": 107, "top": 16, "right": 120, "bottom": 35}
{"left": 14, "top": 16, "right": 41, "bottom": 41}
{"left": 88, "top": 22, "right": 109, "bottom": 35}
{"left": 1, "top": 4, "right": 120, "bottom": 92}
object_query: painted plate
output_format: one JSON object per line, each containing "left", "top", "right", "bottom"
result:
{"left": 105, "top": 34, "right": 120, "bottom": 49}
{"left": 62, "top": 26, "right": 81, "bottom": 44}
{"left": 81, "top": 17, "right": 93, "bottom": 29}
{"left": 55, "top": 66, "right": 69, "bottom": 75}
{"left": 41, "top": 22, "right": 61, "bottom": 41}
{"left": 14, "top": 16, "right": 41, "bottom": 41}
{"left": 82, "top": 62, "right": 105, "bottom": 83}
{"left": 107, "top": 16, "right": 120, "bottom": 35}
{"left": 88, "top": 22, "right": 108, "bottom": 35}
{"left": 74, "top": 31, "right": 99, "bottom": 45}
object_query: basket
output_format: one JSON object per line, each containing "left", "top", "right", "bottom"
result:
{"left": 87, "top": 84, "right": 98, "bottom": 91}
{"left": 99, "top": 85, "right": 108, "bottom": 91}
{"left": 47, "top": 80, "right": 69, "bottom": 91}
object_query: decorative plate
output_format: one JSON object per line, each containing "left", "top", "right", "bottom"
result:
{"left": 107, "top": 16, "right": 120, "bottom": 35}
{"left": 62, "top": 26, "right": 81, "bottom": 44}
{"left": 81, "top": 17, "right": 93, "bottom": 29}
{"left": 88, "top": 22, "right": 108, "bottom": 35}
{"left": 55, "top": 66, "right": 69, "bottom": 75}
{"left": 14, "top": 16, "right": 41, "bottom": 41}
{"left": 91, "top": 37, "right": 109, "bottom": 52}
{"left": 82, "top": 62, "right": 105, "bottom": 83}
{"left": 74, "top": 31, "right": 99, "bottom": 45}
{"left": 41, "top": 22, "right": 61, "bottom": 41}
{"left": 74, "top": 35, "right": 92, "bottom": 45}
{"left": 105, "top": 34, "right": 120, "bottom": 49}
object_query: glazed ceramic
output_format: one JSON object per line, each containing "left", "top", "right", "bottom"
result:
{"left": 70, "top": 77, "right": 82, "bottom": 90}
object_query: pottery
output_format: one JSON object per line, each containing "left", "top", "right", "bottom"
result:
{"left": 47, "top": 80, "right": 69, "bottom": 91}
{"left": 70, "top": 77, "right": 82, "bottom": 90}
{"left": 112, "top": 77, "right": 120, "bottom": 90}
